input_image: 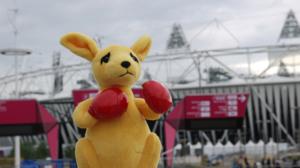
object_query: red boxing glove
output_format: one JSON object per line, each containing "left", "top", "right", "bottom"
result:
{"left": 88, "top": 88, "right": 128, "bottom": 119}
{"left": 142, "top": 80, "right": 172, "bottom": 114}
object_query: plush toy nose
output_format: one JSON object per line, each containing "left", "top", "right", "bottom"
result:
{"left": 121, "top": 61, "right": 131, "bottom": 68}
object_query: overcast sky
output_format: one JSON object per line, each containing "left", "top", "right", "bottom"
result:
{"left": 0, "top": 0, "right": 300, "bottom": 77}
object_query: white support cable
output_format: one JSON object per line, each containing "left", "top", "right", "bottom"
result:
{"left": 179, "top": 61, "right": 195, "bottom": 77}
{"left": 208, "top": 55, "right": 243, "bottom": 79}
{"left": 202, "top": 132, "right": 211, "bottom": 142}
{"left": 188, "top": 20, "right": 214, "bottom": 45}
{"left": 1, "top": 44, "right": 300, "bottom": 87}
{"left": 217, "top": 19, "right": 240, "bottom": 47}
{"left": 153, "top": 59, "right": 164, "bottom": 78}
{"left": 62, "top": 116, "right": 76, "bottom": 143}
{"left": 191, "top": 54, "right": 203, "bottom": 87}
{"left": 151, "top": 120, "right": 159, "bottom": 133}
{"left": 65, "top": 121, "right": 81, "bottom": 141}
{"left": 219, "top": 130, "right": 229, "bottom": 143}
{"left": 0, "top": 83, "right": 7, "bottom": 98}
{"left": 161, "top": 148, "right": 174, "bottom": 156}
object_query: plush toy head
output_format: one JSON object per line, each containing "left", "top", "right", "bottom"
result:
{"left": 60, "top": 32, "right": 151, "bottom": 88}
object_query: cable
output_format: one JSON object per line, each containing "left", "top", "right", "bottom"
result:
{"left": 188, "top": 20, "right": 214, "bottom": 45}
{"left": 217, "top": 19, "right": 240, "bottom": 47}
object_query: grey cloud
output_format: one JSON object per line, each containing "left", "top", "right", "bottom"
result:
{"left": 0, "top": 0, "right": 300, "bottom": 76}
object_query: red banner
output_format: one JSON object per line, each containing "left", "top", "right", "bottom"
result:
{"left": 184, "top": 93, "right": 249, "bottom": 119}
{"left": 72, "top": 88, "right": 143, "bottom": 106}
{"left": 0, "top": 99, "right": 39, "bottom": 124}
{"left": 0, "top": 99, "right": 58, "bottom": 159}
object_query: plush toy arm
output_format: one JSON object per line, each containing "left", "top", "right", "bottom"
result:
{"left": 135, "top": 98, "right": 161, "bottom": 120}
{"left": 73, "top": 98, "right": 97, "bottom": 128}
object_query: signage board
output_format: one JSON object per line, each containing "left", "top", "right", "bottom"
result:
{"left": 184, "top": 93, "right": 248, "bottom": 119}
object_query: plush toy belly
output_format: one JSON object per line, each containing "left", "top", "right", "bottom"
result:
{"left": 86, "top": 102, "right": 150, "bottom": 167}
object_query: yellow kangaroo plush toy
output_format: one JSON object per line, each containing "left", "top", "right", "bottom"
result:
{"left": 60, "top": 32, "right": 172, "bottom": 168}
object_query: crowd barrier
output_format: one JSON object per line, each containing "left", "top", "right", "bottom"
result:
{"left": 21, "top": 159, "right": 77, "bottom": 168}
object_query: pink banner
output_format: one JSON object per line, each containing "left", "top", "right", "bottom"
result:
{"left": 47, "top": 125, "right": 59, "bottom": 160}
{"left": 0, "top": 99, "right": 38, "bottom": 124}
{"left": 38, "top": 105, "right": 58, "bottom": 132}
{"left": 184, "top": 93, "right": 249, "bottom": 119}
{"left": 164, "top": 122, "right": 176, "bottom": 168}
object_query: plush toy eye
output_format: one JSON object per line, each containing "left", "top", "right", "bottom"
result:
{"left": 130, "top": 53, "right": 139, "bottom": 63}
{"left": 100, "top": 53, "right": 110, "bottom": 64}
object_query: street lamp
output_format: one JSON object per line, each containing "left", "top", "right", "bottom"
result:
{"left": 0, "top": 48, "right": 31, "bottom": 168}
{"left": 0, "top": 48, "right": 31, "bottom": 55}
{"left": 0, "top": 48, "right": 31, "bottom": 97}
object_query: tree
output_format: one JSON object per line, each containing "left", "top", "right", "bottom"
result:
{"left": 20, "top": 142, "right": 35, "bottom": 160}
{"left": 64, "top": 145, "right": 75, "bottom": 159}
{"left": 35, "top": 141, "right": 49, "bottom": 159}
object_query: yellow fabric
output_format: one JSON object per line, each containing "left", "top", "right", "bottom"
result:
{"left": 60, "top": 32, "right": 99, "bottom": 61}
{"left": 60, "top": 32, "right": 162, "bottom": 168}
{"left": 131, "top": 35, "right": 152, "bottom": 61}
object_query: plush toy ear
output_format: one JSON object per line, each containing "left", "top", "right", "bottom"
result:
{"left": 131, "top": 35, "right": 152, "bottom": 62}
{"left": 60, "top": 32, "right": 99, "bottom": 62}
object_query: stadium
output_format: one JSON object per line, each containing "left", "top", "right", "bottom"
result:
{"left": 1, "top": 1, "right": 300, "bottom": 167}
